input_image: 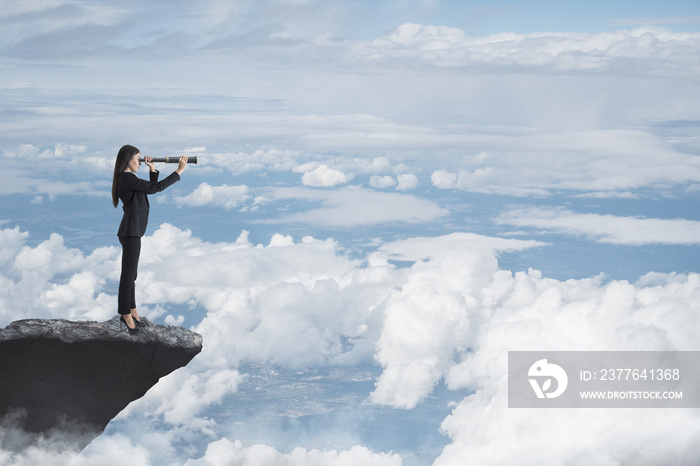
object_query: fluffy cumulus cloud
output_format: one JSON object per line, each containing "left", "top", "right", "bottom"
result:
{"left": 367, "top": 235, "right": 700, "bottom": 465}
{"left": 432, "top": 269, "right": 700, "bottom": 465}
{"left": 430, "top": 170, "right": 458, "bottom": 190}
{"left": 301, "top": 164, "right": 352, "bottom": 187}
{"left": 496, "top": 206, "right": 700, "bottom": 245}
{"left": 0, "top": 227, "right": 117, "bottom": 324}
{"left": 395, "top": 173, "right": 418, "bottom": 191}
{"left": 370, "top": 234, "right": 544, "bottom": 409}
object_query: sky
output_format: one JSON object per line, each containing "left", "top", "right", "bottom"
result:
{"left": 1, "top": 0, "right": 700, "bottom": 464}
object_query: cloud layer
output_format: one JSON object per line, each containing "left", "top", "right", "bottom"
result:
{"left": 352, "top": 24, "right": 700, "bottom": 74}
{"left": 3, "top": 223, "right": 700, "bottom": 464}
{"left": 430, "top": 130, "right": 700, "bottom": 197}
{"left": 497, "top": 207, "right": 700, "bottom": 245}
{"left": 258, "top": 186, "right": 449, "bottom": 227}
{"left": 185, "top": 439, "right": 401, "bottom": 466}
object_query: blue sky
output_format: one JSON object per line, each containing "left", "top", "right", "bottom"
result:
{"left": 1, "top": 1, "right": 700, "bottom": 465}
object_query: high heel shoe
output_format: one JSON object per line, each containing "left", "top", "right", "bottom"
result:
{"left": 120, "top": 316, "right": 139, "bottom": 333}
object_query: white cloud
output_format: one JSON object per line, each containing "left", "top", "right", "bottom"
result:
{"left": 261, "top": 186, "right": 449, "bottom": 227}
{"left": 185, "top": 438, "right": 401, "bottom": 466}
{"left": 268, "top": 233, "right": 295, "bottom": 247}
{"left": 293, "top": 161, "right": 321, "bottom": 173}
{"left": 301, "top": 164, "right": 352, "bottom": 187}
{"left": 436, "top": 397, "right": 700, "bottom": 465}
{"left": 430, "top": 130, "right": 700, "bottom": 196}
{"left": 395, "top": 173, "right": 418, "bottom": 191}
{"left": 127, "top": 224, "right": 392, "bottom": 370}
{"left": 365, "top": 232, "right": 700, "bottom": 464}
{"left": 0, "top": 143, "right": 86, "bottom": 161}
{"left": 353, "top": 23, "right": 700, "bottom": 74}
{"left": 0, "top": 415, "right": 88, "bottom": 466}
{"left": 0, "top": 145, "right": 109, "bottom": 199}
{"left": 430, "top": 169, "right": 457, "bottom": 189}
{"left": 71, "top": 434, "right": 152, "bottom": 466}
{"left": 342, "top": 157, "right": 392, "bottom": 174}
{"left": 369, "top": 175, "right": 396, "bottom": 189}
{"left": 124, "top": 368, "right": 244, "bottom": 425}
{"left": 0, "top": 230, "right": 117, "bottom": 324}
{"left": 174, "top": 183, "right": 252, "bottom": 210}
{"left": 208, "top": 149, "right": 300, "bottom": 175}
{"left": 370, "top": 233, "right": 545, "bottom": 409}
{"left": 0, "top": 226, "right": 28, "bottom": 266}
{"left": 164, "top": 314, "right": 185, "bottom": 325}
{"left": 496, "top": 206, "right": 700, "bottom": 245}
{"left": 430, "top": 267, "right": 700, "bottom": 465}
{"left": 0, "top": 168, "right": 99, "bottom": 198}
{"left": 4, "top": 222, "right": 700, "bottom": 464}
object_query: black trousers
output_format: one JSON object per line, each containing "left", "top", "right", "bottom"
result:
{"left": 118, "top": 236, "right": 141, "bottom": 315}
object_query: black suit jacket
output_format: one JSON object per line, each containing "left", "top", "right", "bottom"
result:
{"left": 117, "top": 170, "right": 180, "bottom": 237}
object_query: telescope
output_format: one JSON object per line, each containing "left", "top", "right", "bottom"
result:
{"left": 139, "top": 156, "right": 198, "bottom": 164}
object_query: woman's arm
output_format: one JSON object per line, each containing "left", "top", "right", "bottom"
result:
{"left": 118, "top": 170, "right": 180, "bottom": 195}
{"left": 117, "top": 155, "right": 186, "bottom": 197}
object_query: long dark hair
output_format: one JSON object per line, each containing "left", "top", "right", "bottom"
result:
{"left": 112, "top": 144, "right": 140, "bottom": 207}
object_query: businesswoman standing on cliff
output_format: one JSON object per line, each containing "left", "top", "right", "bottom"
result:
{"left": 112, "top": 145, "right": 187, "bottom": 331}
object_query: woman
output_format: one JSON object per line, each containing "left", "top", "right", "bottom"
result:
{"left": 112, "top": 145, "right": 187, "bottom": 331}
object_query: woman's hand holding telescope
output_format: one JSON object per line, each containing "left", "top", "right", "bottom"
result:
{"left": 175, "top": 155, "right": 188, "bottom": 175}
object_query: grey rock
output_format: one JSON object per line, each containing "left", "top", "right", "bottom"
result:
{"left": 0, "top": 316, "right": 202, "bottom": 452}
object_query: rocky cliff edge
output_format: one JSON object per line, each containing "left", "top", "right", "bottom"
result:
{"left": 0, "top": 317, "right": 203, "bottom": 452}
